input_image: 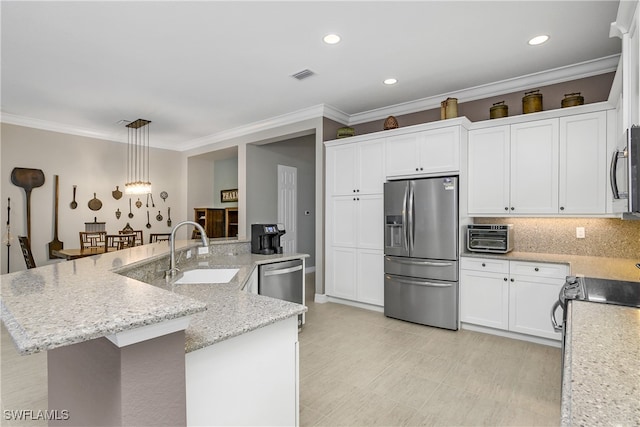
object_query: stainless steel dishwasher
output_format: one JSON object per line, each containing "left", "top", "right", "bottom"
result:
{"left": 259, "top": 259, "right": 304, "bottom": 328}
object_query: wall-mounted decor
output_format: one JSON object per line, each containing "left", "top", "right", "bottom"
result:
{"left": 221, "top": 189, "right": 238, "bottom": 203}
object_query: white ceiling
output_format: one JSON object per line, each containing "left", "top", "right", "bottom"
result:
{"left": 1, "top": 1, "right": 622, "bottom": 151}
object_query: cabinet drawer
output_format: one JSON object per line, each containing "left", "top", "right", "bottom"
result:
{"left": 461, "top": 257, "right": 509, "bottom": 274}
{"left": 509, "top": 261, "right": 569, "bottom": 279}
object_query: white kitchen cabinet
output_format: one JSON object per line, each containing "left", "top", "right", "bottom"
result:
{"left": 327, "top": 139, "right": 384, "bottom": 196}
{"left": 467, "top": 126, "right": 511, "bottom": 214}
{"left": 558, "top": 111, "right": 607, "bottom": 214}
{"left": 325, "top": 138, "right": 384, "bottom": 307}
{"left": 510, "top": 119, "right": 559, "bottom": 214}
{"left": 460, "top": 257, "right": 568, "bottom": 341}
{"left": 468, "top": 110, "right": 609, "bottom": 216}
{"left": 460, "top": 258, "right": 509, "bottom": 330}
{"left": 386, "top": 126, "right": 460, "bottom": 177}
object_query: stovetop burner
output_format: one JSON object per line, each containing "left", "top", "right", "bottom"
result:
{"left": 562, "top": 276, "right": 640, "bottom": 308}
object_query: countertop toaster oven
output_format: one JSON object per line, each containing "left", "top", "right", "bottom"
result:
{"left": 466, "top": 224, "right": 513, "bottom": 253}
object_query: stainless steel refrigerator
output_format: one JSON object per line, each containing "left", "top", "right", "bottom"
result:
{"left": 384, "top": 176, "right": 459, "bottom": 330}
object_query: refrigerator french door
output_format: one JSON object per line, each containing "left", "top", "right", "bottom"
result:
{"left": 383, "top": 176, "right": 459, "bottom": 330}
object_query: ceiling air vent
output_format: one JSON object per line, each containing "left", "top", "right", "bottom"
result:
{"left": 291, "top": 69, "right": 315, "bottom": 80}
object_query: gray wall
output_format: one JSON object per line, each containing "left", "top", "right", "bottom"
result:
{"left": 213, "top": 157, "right": 238, "bottom": 209}
{"left": 246, "top": 135, "right": 316, "bottom": 267}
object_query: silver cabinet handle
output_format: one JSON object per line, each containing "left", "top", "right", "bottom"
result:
{"left": 263, "top": 265, "right": 302, "bottom": 276}
{"left": 386, "top": 275, "right": 452, "bottom": 288}
{"left": 550, "top": 300, "right": 563, "bottom": 332}
{"left": 385, "top": 256, "right": 453, "bottom": 267}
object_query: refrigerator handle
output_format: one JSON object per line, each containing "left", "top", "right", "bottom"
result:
{"left": 407, "top": 181, "right": 415, "bottom": 253}
{"left": 402, "top": 182, "right": 409, "bottom": 253}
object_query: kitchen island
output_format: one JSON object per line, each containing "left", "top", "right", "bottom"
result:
{"left": 1, "top": 238, "right": 307, "bottom": 426}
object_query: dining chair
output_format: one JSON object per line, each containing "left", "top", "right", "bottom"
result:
{"left": 79, "top": 231, "right": 106, "bottom": 250}
{"left": 120, "top": 229, "right": 143, "bottom": 246}
{"left": 149, "top": 233, "right": 171, "bottom": 243}
{"left": 106, "top": 234, "right": 136, "bottom": 250}
{"left": 18, "top": 236, "right": 36, "bottom": 269}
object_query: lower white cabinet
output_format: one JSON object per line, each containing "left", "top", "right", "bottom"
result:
{"left": 326, "top": 247, "right": 384, "bottom": 306}
{"left": 460, "top": 257, "right": 568, "bottom": 340}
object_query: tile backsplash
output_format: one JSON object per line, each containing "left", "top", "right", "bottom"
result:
{"left": 473, "top": 217, "right": 640, "bottom": 259}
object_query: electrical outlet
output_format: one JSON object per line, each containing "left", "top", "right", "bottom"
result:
{"left": 576, "top": 227, "right": 586, "bottom": 239}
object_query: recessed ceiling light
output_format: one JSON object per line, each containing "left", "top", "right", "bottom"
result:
{"left": 528, "top": 35, "right": 549, "bottom": 46}
{"left": 323, "top": 34, "right": 341, "bottom": 44}
{"left": 383, "top": 78, "right": 398, "bottom": 85}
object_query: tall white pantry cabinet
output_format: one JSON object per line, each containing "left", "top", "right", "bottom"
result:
{"left": 325, "top": 138, "right": 385, "bottom": 306}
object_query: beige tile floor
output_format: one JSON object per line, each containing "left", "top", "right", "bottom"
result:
{"left": 1, "top": 272, "right": 561, "bottom": 427}
{"left": 300, "top": 273, "right": 562, "bottom": 426}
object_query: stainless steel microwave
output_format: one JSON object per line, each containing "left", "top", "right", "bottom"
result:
{"left": 611, "top": 127, "right": 640, "bottom": 218}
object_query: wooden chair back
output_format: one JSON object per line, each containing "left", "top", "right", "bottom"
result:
{"left": 79, "top": 231, "right": 106, "bottom": 250}
{"left": 106, "top": 234, "right": 136, "bottom": 250}
{"left": 149, "top": 233, "right": 171, "bottom": 243}
{"left": 18, "top": 236, "right": 36, "bottom": 269}
{"left": 120, "top": 229, "right": 143, "bottom": 246}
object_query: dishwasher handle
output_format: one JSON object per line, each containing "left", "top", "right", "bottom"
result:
{"left": 263, "top": 265, "right": 303, "bottom": 277}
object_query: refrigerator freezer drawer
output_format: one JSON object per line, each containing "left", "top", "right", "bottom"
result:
{"left": 384, "top": 274, "right": 458, "bottom": 330}
{"left": 384, "top": 255, "right": 458, "bottom": 281}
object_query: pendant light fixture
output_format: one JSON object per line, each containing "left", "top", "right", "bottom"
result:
{"left": 124, "top": 118, "right": 152, "bottom": 195}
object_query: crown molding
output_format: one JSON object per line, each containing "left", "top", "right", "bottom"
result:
{"left": 347, "top": 55, "right": 620, "bottom": 125}
{"left": 1, "top": 112, "right": 124, "bottom": 143}
{"left": 179, "top": 104, "right": 341, "bottom": 151}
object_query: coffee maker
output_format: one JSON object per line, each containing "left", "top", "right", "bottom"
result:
{"left": 251, "top": 224, "right": 286, "bottom": 254}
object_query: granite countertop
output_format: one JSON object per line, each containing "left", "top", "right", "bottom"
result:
{"left": 461, "top": 251, "right": 640, "bottom": 282}
{"left": 1, "top": 239, "right": 307, "bottom": 355}
{"left": 562, "top": 301, "right": 640, "bottom": 426}
{"left": 146, "top": 253, "right": 308, "bottom": 353}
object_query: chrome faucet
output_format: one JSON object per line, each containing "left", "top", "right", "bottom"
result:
{"left": 167, "top": 220, "right": 209, "bottom": 277}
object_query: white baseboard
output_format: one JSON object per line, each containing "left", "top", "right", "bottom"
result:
{"left": 314, "top": 294, "right": 328, "bottom": 303}
{"left": 461, "top": 323, "right": 561, "bottom": 348}
{"left": 326, "top": 296, "right": 384, "bottom": 313}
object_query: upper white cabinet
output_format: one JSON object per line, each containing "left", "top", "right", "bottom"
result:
{"left": 326, "top": 139, "right": 384, "bottom": 196}
{"left": 386, "top": 126, "right": 460, "bottom": 177}
{"left": 468, "top": 109, "right": 609, "bottom": 216}
{"left": 558, "top": 111, "right": 607, "bottom": 214}
{"left": 510, "top": 119, "right": 559, "bottom": 214}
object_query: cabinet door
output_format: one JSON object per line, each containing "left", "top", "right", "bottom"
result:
{"left": 385, "top": 133, "right": 420, "bottom": 177}
{"left": 328, "top": 196, "right": 357, "bottom": 247}
{"left": 356, "top": 249, "right": 384, "bottom": 306}
{"left": 327, "top": 144, "right": 357, "bottom": 196}
{"left": 358, "top": 140, "right": 385, "bottom": 194}
{"left": 510, "top": 119, "right": 559, "bottom": 214}
{"left": 460, "top": 268, "right": 509, "bottom": 330}
{"left": 326, "top": 247, "right": 357, "bottom": 300}
{"left": 509, "top": 274, "right": 565, "bottom": 340}
{"left": 418, "top": 126, "right": 460, "bottom": 174}
{"left": 356, "top": 194, "right": 384, "bottom": 250}
{"left": 467, "top": 127, "right": 511, "bottom": 214}
{"left": 559, "top": 112, "right": 607, "bottom": 214}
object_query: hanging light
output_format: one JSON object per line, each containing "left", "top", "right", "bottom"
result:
{"left": 124, "top": 118, "right": 152, "bottom": 195}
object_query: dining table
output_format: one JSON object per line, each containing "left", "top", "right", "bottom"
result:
{"left": 52, "top": 247, "right": 117, "bottom": 260}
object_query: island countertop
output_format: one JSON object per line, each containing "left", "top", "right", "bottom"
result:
{"left": 562, "top": 301, "right": 640, "bottom": 426}
{"left": 1, "top": 239, "right": 307, "bottom": 355}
